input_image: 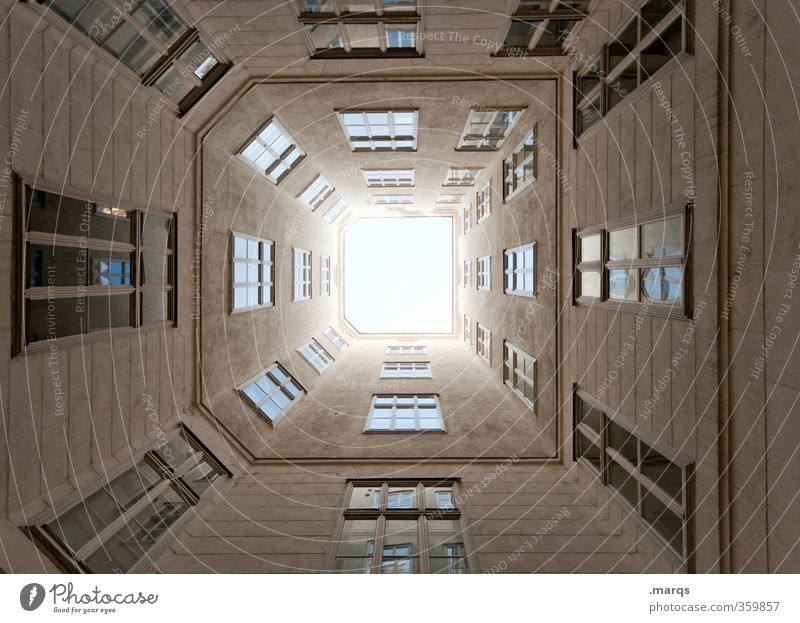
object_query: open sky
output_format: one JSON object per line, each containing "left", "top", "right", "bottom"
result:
{"left": 344, "top": 216, "right": 453, "bottom": 334}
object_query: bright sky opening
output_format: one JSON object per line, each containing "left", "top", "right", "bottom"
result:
{"left": 344, "top": 217, "right": 453, "bottom": 334}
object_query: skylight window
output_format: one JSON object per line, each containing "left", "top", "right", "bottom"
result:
{"left": 497, "top": 1, "right": 589, "bottom": 56}
{"left": 324, "top": 327, "right": 349, "bottom": 351}
{"left": 239, "top": 364, "right": 304, "bottom": 424}
{"left": 363, "top": 169, "right": 415, "bottom": 187}
{"left": 456, "top": 109, "right": 524, "bottom": 151}
{"left": 298, "top": 175, "right": 334, "bottom": 210}
{"left": 339, "top": 110, "right": 418, "bottom": 151}
{"left": 239, "top": 117, "right": 304, "bottom": 183}
{"left": 373, "top": 194, "right": 414, "bottom": 205}
{"left": 324, "top": 198, "right": 348, "bottom": 223}
{"left": 298, "top": 338, "right": 334, "bottom": 373}
{"left": 437, "top": 194, "right": 464, "bottom": 205}
{"left": 444, "top": 167, "right": 483, "bottom": 186}
{"left": 381, "top": 362, "right": 433, "bottom": 379}
{"left": 366, "top": 395, "right": 444, "bottom": 432}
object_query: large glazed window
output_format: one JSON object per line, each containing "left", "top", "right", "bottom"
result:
{"left": 366, "top": 395, "right": 444, "bottom": 432}
{"left": 338, "top": 110, "right": 418, "bottom": 151}
{"left": 330, "top": 480, "right": 471, "bottom": 574}
{"left": 238, "top": 363, "right": 305, "bottom": 424}
{"left": 239, "top": 117, "right": 305, "bottom": 184}
{"left": 231, "top": 233, "right": 274, "bottom": 312}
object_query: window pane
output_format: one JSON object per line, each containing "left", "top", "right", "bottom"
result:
{"left": 642, "top": 17, "right": 683, "bottom": 79}
{"left": 641, "top": 266, "right": 682, "bottom": 302}
{"left": 141, "top": 291, "right": 170, "bottom": 324}
{"left": 608, "top": 268, "right": 637, "bottom": 300}
{"left": 641, "top": 444, "right": 683, "bottom": 500}
{"left": 103, "top": 23, "right": 159, "bottom": 75}
{"left": 26, "top": 188, "right": 90, "bottom": 236}
{"left": 641, "top": 491, "right": 683, "bottom": 553}
{"left": 90, "top": 252, "right": 133, "bottom": 286}
{"left": 333, "top": 557, "right": 372, "bottom": 573}
{"left": 141, "top": 253, "right": 170, "bottom": 285}
{"left": 337, "top": 519, "right": 376, "bottom": 556}
{"left": 349, "top": 486, "right": 381, "bottom": 509}
{"left": 431, "top": 556, "right": 469, "bottom": 573}
{"left": 27, "top": 244, "right": 87, "bottom": 288}
{"left": 91, "top": 206, "right": 131, "bottom": 242}
{"left": 181, "top": 460, "right": 221, "bottom": 497}
{"left": 346, "top": 23, "right": 381, "bottom": 48}
{"left": 153, "top": 434, "right": 198, "bottom": 470}
{"left": 26, "top": 297, "right": 84, "bottom": 343}
{"left": 383, "top": 520, "right": 418, "bottom": 555}
{"left": 608, "top": 460, "right": 638, "bottom": 508}
{"left": 141, "top": 216, "right": 171, "bottom": 248}
{"left": 578, "top": 270, "right": 601, "bottom": 298}
{"left": 641, "top": 216, "right": 683, "bottom": 258}
{"left": 424, "top": 486, "right": 455, "bottom": 510}
{"left": 580, "top": 234, "right": 601, "bottom": 262}
{"left": 608, "top": 420, "right": 637, "bottom": 463}
{"left": 578, "top": 432, "right": 601, "bottom": 472}
{"left": 579, "top": 402, "right": 603, "bottom": 434}
{"left": 609, "top": 226, "right": 636, "bottom": 260}
{"left": 88, "top": 293, "right": 133, "bottom": 330}
{"left": 427, "top": 519, "right": 463, "bottom": 556}
{"left": 387, "top": 487, "right": 416, "bottom": 509}
{"left": 129, "top": 0, "right": 187, "bottom": 45}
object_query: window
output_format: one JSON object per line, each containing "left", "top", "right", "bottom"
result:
{"left": 18, "top": 182, "right": 175, "bottom": 350}
{"left": 575, "top": 0, "right": 688, "bottom": 137}
{"left": 462, "top": 203, "right": 473, "bottom": 234}
{"left": 324, "top": 327, "right": 348, "bottom": 351}
{"left": 477, "top": 256, "right": 491, "bottom": 291}
{"left": 231, "top": 233, "right": 274, "bottom": 311}
{"left": 298, "top": 0, "right": 422, "bottom": 58}
{"left": 476, "top": 181, "right": 491, "bottom": 222}
{"left": 476, "top": 324, "right": 491, "bottom": 364}
{"left": 293, "top": 248, "right": 312, "bottom": 300}
{"left": 444, "top": 167, "right": 483, "bottom": 186}
{"left": 573, "top": 393, "right": 691, "bottom": 562}
{"left": 504, "top": 243, "right": 536, "bottom": 297}
{"left": 463, "top": 315, "right": 472, "bottom": 344}
{"left": 338, "top": 110, "right": 418, "bottom": 151}
{"left": 331, "top": 480, "right": 470, "bottom": 574}
{"left": 503, "top": 341, "right": 536, "bottom": 407}
{"left": 504, "top": 131, "right": 536, "bottom": 199}
{"left": 385, "top": 345, "right": 426, "bottom": 355}
{"left": 238, "top": 117, "right": 304, "bottom": 184}
{"left": 366, "top": 395, "right": 444, "bottom": 432}
{"left": 437, "top": 194, "right": 464, "bottom": 205}
{"left": 496, "top": 1, "right": 589, "bottom": 56}
{"left": 574, "top": 203, "right": 690, "bottom": 316}
{"left": 373, "top": 194, "right": 414, "bottom": 205}
{"left": 462, "top": 260, "right": 472, "bottom": 288}
{"left": 457, "top": 108, "right": 523, "bottom": 151}
{"left": 298, "top": 338, "right": 334, "bottom": 373}
{"left": 38, "top": 0, "right": 228, "bottom": 114}
{"left": 363, "top": 169, "right": 415, "bottom": 187}
{"left": 297, "top": 175, "right": 334, "bottom": 210}
{"left": 239, "top": 363, "right": 304, "bottom": 423}
{"left": 321, "top": 255, "right": 331, "bottom": 296}
{"left": 29, "top": 428, "right": 227, "bottom": 573}
{"left": 324, "top": 198, "right": 348, "bottom": 223}
{"left": 381, "top": 362, "right": 432, "bottom": 379}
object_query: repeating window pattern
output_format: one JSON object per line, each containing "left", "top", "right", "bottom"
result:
{"left": 324, "top": 327, "right": 348, "bottom": 351}
{"left": 293, "top": 248, "right": 312, "bottom": 300}
{"left": 321, "top": 255, "right": 331, "bottom": 296}
{"left": 462, "top": 203, "right": 473, "bottom": 234}
{"left": 476, "top": 181, "right": 492, "bottom": 222}
{"left": 476, "top": 324, "right": 491, "bottom": 364}
{"left": 19, "top": 183, "right": 175, "bottom": 349}
{"left": 503, "top": 341, "right": 536, "bottom": 407}
{"left": 462, "top": 260, "right": 472, "bottom": 288}
{"left": 363, "top": 169, "right": 415, "bottom": 187}
{"left": 381, "top": 362, "right": 432, "bottom": 379}
{"left": 457, "top": 109, "right": 523, "bottom": 151}
{"left": 503, "top": 131, "right": 536, "bottom": 199}
{"left": 574, "top": 393, "right": 691, "bottom": 561}
{"left": 373, "top": 194, "right": 414, "bottom": 205}
{"left": 574, "top": 204, "right": 690, "bottom": 315}
{"left": 239, "top": 117, "right": 304, "bottom": 183}
{"left": 575, "top": 0, "right": 687, "bottom": 136}
{"left": 299, "top": 0, "right": 421, "bottom": 58}
{"left": 366, "top": 395, "right": 444, "bottom": 431}
{"left": 324, "top": 198, "right": 348, "bottom": 223}
{"left": 497, "top": 1, "right": 589, "bottom": 56}
{"left": 444, "top": 167, "right": 483, "bottom": 186}
{"left": 339, "top": 110, "right": 418, "bottom": 151}
{"left": 463, "top": 314, "right": 472, "bottom": 344}
{"left": 29, "top": 429, "right": 227, "bottom": 573}
{"left": 504, "top": 243, "right": 536, "bottom": 297}
{"left": 386, "top": 345, "right": 426, "bottom": 355}
{"left": 477, "top": 256, "right": 491, "bottom": 291}
{"left": 39, "top": 0, "right": 228, "bottom": 113}
{"left": 231, "top": 233, "right": 274, "bottom": 311}
{"left": 331, "top": 481, "right": 469, "bottom": 574}
{"left": 239, "top": 363, "right": 304, "bottom": 423}
{"left": 298, "top": 175, "right": 334, "bottom": 210}
{"left": 298, "top": 338, "right": 334, "bottom": 373}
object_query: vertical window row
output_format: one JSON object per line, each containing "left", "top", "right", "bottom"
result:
{"left": 293, "top": 248, "right": 313, "bottom": 300}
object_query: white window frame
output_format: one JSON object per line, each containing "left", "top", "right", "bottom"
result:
{"left": 477, "top": 255, "right": 491, "bottom": 291}
{"left": 293, "top": 247, "right": 312, "bottom": 301}
{"left": 324, "top": 327, "right": 348, "bottom": 351}
{"left": 495, "top": 1, "right": 589, "bottom": 57}
{"left": 321, "top": 255, "right": 331, "bottom": 296}
{"left": 373, "top": 194, "right": 414, "bottom": 205}
{"left": 298, "top": 174, "right": 334, "bottom": 210}
{"left": 476, "top": 180, "right": 492, "bottom": 222}
{"left": 380, "top": 362, "right": 432, "bottom": 379}
{"left": 476, "top": 324, "right": 491, "bottom": 365}
{"left": 503, "top": 130, "right": 536, "bottom": 200}
{"left": 231, "top": 232, "right": 274, "bottom": 313}
{"left": 504, "top": 242, "right": 536, "bottom": 297}
{"left": 463, "top": 314, "right": 472, "bottom": 344}
{"left": 298, "top": 338, "right": 334, "bottom": 374}
{"left": 456, "top": 108, "right": 524, "bottom": 151}
{"left": 239, "top": 363, "right": 305, "bottom": 424}
{"left": 385, "top": 345, "right": 426, "bottom": 355}
{"left": 338, "top": 109, "right": 419, "bottom": 152}
{"left": 444, "top": 167, "right": 483, "bottom": 186}
{"left": 324, "top": 198, "right": 348, "bottom": 223}
{"left": 365, "top": 394, "right": 445, "bottom": 432}
{"left": 238, "top": 116, "right": 305, "bottom": 184}
{"left": 363, "top": 168, "right": 415, "bottom": 187}
{"left": 462, "top": 203, "right": 473, "bottom": 234}
{"left": 462, "top": 260, "right": 472, "bottom": 288}
{"left": 436, "top": 194, "right": 464, "bottom": 205}
{"left": 503, "top": 341, "right": 536, "bottom": 408}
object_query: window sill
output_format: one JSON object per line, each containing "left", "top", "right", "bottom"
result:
{"left": 17, "top": 323, "right": 175, "bottom": 357}
{"left": 230, "top": 303, "right": 274, "bottom": 315}
{"left": 573, "top": 297, "right": 691, "bottom": 320}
